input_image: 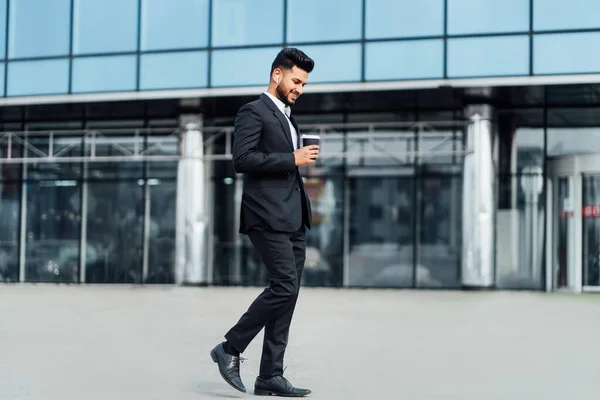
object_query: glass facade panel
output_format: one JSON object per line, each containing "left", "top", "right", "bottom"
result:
{"left": 72, "top": 55, "right": 137, "bottom": 93}
{"left": 140, "top": 51, "right": 208, "bottom": 90}
{"left": 447, "top": 35, "right": 529, "bottom": 78}
{"left": 448, "top": 0, "right": 530, "bottom": 35}
{"left": 496, "top": 110, "right": 545, "bottom": 289}
{"left": 212, "top": 0, "right": 283, "bottom": 47}
{"left": 73, "top": 0, "right": 138, "bottom": 54}
{"left": 303, "top": 176, "right": 344, "bottom": 287}
{"left": 365, "top": 40, "right": 444, "bottom": 81}
{"left": 287, "top": 0, "right": 362, "bottom": 43}
{"left": 534, "top": 0, "right": 600, "bottom": 31}
{"left": 25, "top": 180, "right": 81, "bottom": 283}
{"left": 0, "top": 0, "right": 7, "bottom": 58}
{"left": 85, "top": 180, "right": 144, "bottom": 283}
{"left": 365, "top": 0, "right": 444, "bottom": 39}
{"left": 0, "top": 180, "right": 21, "bottom": 282}
{"left": 534, "top": 32, "right": 600, "bottom": 75}
{"left": 547, "top": 109, "right": 600, "bottom": 156}
{"left": 211, "top": 47, "right": 280, "bottom": 87}
{"left": 8, "top": 59, "right": 69, "bottom": 96}
{"left": 140, "top": 0, "right": 209, "bottom": 51}
{"left": 8, "top": 0, "right": 70, "bottom": 58}
{"left": 419, "top": 176, "right": 462, "bottom": 288}
{"left": 0, "top": 62, "right": 4, "bottom": 95}
{"left": 348, "top": 177, "right": 415, "bottom": 288}
{"left": 299, "top": 44, "right": 361, "bottom": 83}
{"left": 147, "top": 179, "right": 176, "bottom": 284}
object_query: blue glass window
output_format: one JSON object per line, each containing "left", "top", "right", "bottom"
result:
{"left": 365, "top": 0, "right": 443, "bottom": 39}
{"left": 287, "top": 0, "right": 362, "bottom": 43}
{"left": 448, "top": 0, "right": 530, "bottom": 35}
{"left": 140, "top": 51, "right": 208, "bottom": 90}
{"left": 447, "top": 36, "right": 529, "bottom": 78}
{"left": 0, "top": 0, "right": 6, "bottom": 58}
{"left": 534, "top": 0, "right": 600, "bottom": 31}
{"left": 141, "top": 0, "right": 209, "bottom": 51}
{"left": 72, "top": 56, "right": 137, "bottom": 93}
{"left": 297, "top": 44, "right": 360, "bottom": 83}
{"left": 366, "top": 40, "right": 444, "bottom": 81}
{"left": 0, "top": 63, "right": 4, "bottom": 96}
{"left": 8, "top": 59, "right": 69, "bottom": 96}
{"left": 8, "top": 0, "right": 70, "bottom": 58}
{"left": 212, "top": 0, "right": 283, "bottom": 47}
{"left": 211, "top": 47, "right": 280, "bottom": 87}
{"left": 534, "top": 32, "right": 600, "bottom": 75}
{"left": 73, "top": 0, "right": 138, "bottom": 54}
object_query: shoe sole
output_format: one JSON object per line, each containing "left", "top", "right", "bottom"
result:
{"left": 254, "top": 389, "right": 311, "bottom": 397}
{"left": 210, "top": 349, "right": 246, "bottom": 393}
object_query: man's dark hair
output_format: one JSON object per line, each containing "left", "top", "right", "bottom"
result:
{"left": 270, "top": 47, "right": 314, "bottom": 74}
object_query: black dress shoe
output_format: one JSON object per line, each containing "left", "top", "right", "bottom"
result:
{"left": 210, "top": 343, "right": 246, "bottom": 393}
{"left": 254, "top": 375, "right": 311, "bottom": 397}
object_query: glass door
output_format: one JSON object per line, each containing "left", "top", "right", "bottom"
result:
{"left": 548, "top": 154, "right": 600, "bottom": 293}
{"left": 582, "top": 175, "right": 600, "bottom": 290}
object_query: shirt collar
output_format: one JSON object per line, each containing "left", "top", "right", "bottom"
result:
{"left": 264, "top": 91, "right": 291, "bottom": 117}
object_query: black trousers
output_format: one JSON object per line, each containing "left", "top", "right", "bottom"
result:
{"left": 224, "top": 225, "right": 306, "bottom": 378}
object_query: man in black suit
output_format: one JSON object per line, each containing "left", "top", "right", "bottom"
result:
{"left": 210, "top": 48, "right": 317, "bottom": 397}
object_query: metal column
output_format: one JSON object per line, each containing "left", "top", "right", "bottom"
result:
{"left": 175, "top": 115, "right": 208, "bottom": 285}
{"left": 462, "top": 105, "right": 495, "bottom": 288}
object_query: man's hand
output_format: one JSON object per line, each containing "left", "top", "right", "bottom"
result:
{"left": 293, "top": 145, "right": 319, "bottom": 166}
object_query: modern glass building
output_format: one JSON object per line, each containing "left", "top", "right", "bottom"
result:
{"left": 0, "top": 0, "right": 599, "bottom": 293}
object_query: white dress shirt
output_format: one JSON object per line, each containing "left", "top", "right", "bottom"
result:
{"left": 263, "top": 91, "right": 297, "bottom": 149}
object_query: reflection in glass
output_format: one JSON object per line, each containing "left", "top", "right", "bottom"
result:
{"left": 447, "top": 0, "right": 529, "bottom": 35}
{"left": 303, "top": 176, "right": 344, "bottom": 286}
{"left": 147, "top": 179, "right": 176, "bottom": 283}
{"left": 419, "top": 176, "right": 462, "bottom": 288}
{"left": 73, "top": 0, "right": 138, "bottom": 54}
{"left": 8, "top": 59, "right": 69, "bottom": 96}
{"left": 85, "top": 181, "right": 144, "bottom": 283}
{"left": 534, "top": 0, "right": 600, "bottom": 31}
{"left": 348, "top": 177, "right": 414, "bottom": 288}
{"left": 0, "top": 180, "right": 21, "bottom": 282}
{"left": 365, "top": 40, "right": 444, "bottom": 81}
{"left": 496, "top": 172, "right": 545, "bottom": 289}
{"left": 25, "top": 181, "right": 81, "bottom": 283}
{"left": 141, "top": 0, "right": 209, "bottom": 51}
{"left": 548, "top": 127, "right": 600, "bottom": 157}
{"left": 287, "top": 0, "right": 362, "bottom": 43}
{"left": 534, "top": 32, "right": 600, "bottom": 75}
{"left": 582, "top": 175, "right": 600, "bottom": 287}
{"left": 72, "top": 55, "right": 137, "bottom": 93}
{"left": 365, "top": 0, "right": 443, "bottom": 39}
{"left": 345, "top": 131, "right": 415, "bottom": 166}
{"left": 9, "top": 0, "right": 70, "bottom": 58}
{"left": 212, "top": 0, "right": 283, "bottom": 47}
{"left": 447, "top": 35, "right": 529, "bottom": 78}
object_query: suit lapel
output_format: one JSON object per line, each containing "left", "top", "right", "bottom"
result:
{"left": 260, "top": 94, "right": 295, "bottom": 151}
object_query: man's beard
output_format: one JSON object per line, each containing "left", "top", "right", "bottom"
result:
{"left": 276, "top": 84, "right": 294, "bottom": 106}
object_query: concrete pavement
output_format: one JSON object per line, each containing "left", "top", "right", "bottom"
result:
{"left": 0, "top": 284, "right": 599, "bottom": 400}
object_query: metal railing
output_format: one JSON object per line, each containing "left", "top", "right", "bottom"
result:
{"left": 0, "top": 120, "right": 473, "bottom": 164}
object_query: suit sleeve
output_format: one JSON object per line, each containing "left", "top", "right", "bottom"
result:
{"left": 232, "top": 104, "right": 296, "bottom": 174}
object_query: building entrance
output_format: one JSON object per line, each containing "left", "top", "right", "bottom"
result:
{"left": 547, "top": 154, "right": 600, "bottom": 292}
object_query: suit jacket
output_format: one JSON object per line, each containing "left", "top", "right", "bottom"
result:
{"left": 232, "top": 93, "right": 312, "bottom": 234}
